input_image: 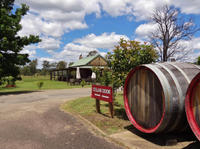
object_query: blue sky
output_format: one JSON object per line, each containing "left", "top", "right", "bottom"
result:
{"left": 15, "top": 0, "right": 200, "bottom": 67}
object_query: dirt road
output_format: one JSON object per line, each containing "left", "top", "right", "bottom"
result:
{"left": 0, "top": 88, "right": 123, "bottom": 149}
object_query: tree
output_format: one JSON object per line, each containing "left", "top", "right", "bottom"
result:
{"left": 87, "top": 50, "right": 98, "bottom": 57}
{"left": 56, "top": 61, "right": 67, "bottom": 69}
{"left": 0, "top": 0, "right": 41, "bottom": 81}
{"left": 41, "top": 60, "right": 50, "bottom": 75}
{"left": 150, "top": 5, "right": 199, "bottom": 61}
{"left": 197, "top": 56, "right": 200, "bottom": 65}
{"left": 20, "top": 59, "right": 37, "bottom": 76}
{"left": 29, "top": 59, "right": 37, "bottom": 75}
{"left": 107, "top": 39, "right": 158, "bottom": 89}
{"left": 20, "top": 66, "right": 31, "bottom": 76}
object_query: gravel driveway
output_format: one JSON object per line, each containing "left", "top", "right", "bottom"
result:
{"left": 0, "top": 88, "right": 123, "bottom": 149}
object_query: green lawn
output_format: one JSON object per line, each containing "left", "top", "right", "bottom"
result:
{"left": 61, "top": 93, "right": 131, "bottom": 135}
{"left": 0, "top": 75, "right": 90, "bottom": 93}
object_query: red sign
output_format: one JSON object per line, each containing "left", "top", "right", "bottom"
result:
{"left": 91, "top": 85, "right": 113, "bottom": 103}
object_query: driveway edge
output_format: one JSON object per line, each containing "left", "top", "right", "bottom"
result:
{"left": 60, "top": 107, "right": 129, "bottom": 149}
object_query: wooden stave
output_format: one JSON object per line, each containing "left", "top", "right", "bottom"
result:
{"left": 124, "top": 62, "right": 200, "bottom": 133}
{"left": 185, "top": 72, "right": 200, "bottom": 141}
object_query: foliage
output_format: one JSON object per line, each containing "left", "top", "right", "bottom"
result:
{"left": 20, "top": 65, "right": 31, "bottom": 76}
{"left": 20, "top": 59, "right": 38, "bottom": 76}
{"left": 41, "top": 60, "right": 51, "bottom": 75}
{"left": 197, "top": 56, "right": 200, "bottom": 65}
{"left": 0, "top": 78, "right": 6, "bottom": 86}
{"left": 80, "top": 80, "right": 86, "bottom": 87}
{"left": 37, "top": 81, "right": 44, "bottom": 89}
{"left": 107, "top": 38, "right": 158, "bottom": 89}
{"left": 92, "top": 67, "right": 102, "bottom": 83}
{"left": 150, "top": 5, "right": 200, "bottom": 61}
{"left": 101, "top": 67, "right": 112, "bottom": 86}
{"left": 56, "top": 61, "right": 67, "bottom": 70}
{"left": 5, "top": 76, "right": 16, "bottom": 86}
{"left": 0, "top": 0, "right": 41, "bottom": 82}
{"left": 92, "top": 67, "right": 118, "bottom": 92}
{"left": 29, "top": 59, "right": 38, "bottom": 75}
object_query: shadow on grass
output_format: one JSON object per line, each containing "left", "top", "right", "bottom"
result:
{"left": 0, "top": 90, "right": 41, "bottom": 96}
{"left": 125, "top": 125, "right": 198, "bottom": 147}
{"left": 114, "top": 108, "right": 129, "bottom": 120}
{"left": 103, "top": 101, "right": 129, "bottom": 120}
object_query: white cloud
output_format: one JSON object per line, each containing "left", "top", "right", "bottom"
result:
{"left": 15, "top": 0, "right": 200, "bottom": 64}
{"left": 170, "top": 0, "right": 200, "bottom": 14}
{"left": 53, "top": 32, "right": 128, "bottom": 62}
{"left": 20, "top": 45, "right": 37, "bottom": 58}
{"left": 178, "top": 38, "right": 200, "bottom": 51}
{"left": 55, "top": 43, "right": 98, "bottom": 62}
{"left": 100, "top": 52, "right": 107, "bottom": 57}
{"left": 16, "top": 0, "right": 200, "bottom": 41}
{"left": 37, "top": 57, "right": 57, "bottom": 69}
{"left": 38, "top": 37, "right": 61, "bottom": 51}
{"left": 74, "top": 32, "right": 129, "bottom": 49}
{"left": 135, "top": 23, "right": 157, "bottom": 39}
{"left": 18, "top": 13, "right": 64, "bottom": 37}
{"left": 15, "top": 0, "right": 98, "bottom": 38}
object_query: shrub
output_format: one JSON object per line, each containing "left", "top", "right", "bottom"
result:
{"left": 6, "top": 76, "right": 16, "bottom": 87}
{"left": 37, "top": 81, "right": 44, "bottom": 89}
{"left": 80, "top": 80, "right": 86, "bottom": 87}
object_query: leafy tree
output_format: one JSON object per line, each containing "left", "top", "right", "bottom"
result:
{"left": 20, "top": 65, "right": 31, "bottom": 76}
{"left": 0, "top": 0, "right": 41, "bottom": 81}
{"left": 107, "top": 38, "right": 158, "bottom": 89}
{"left": 41, "top": 60, "right": 50, "bottom": 75}
{"left": 92, "top": 67, "right": 112, "bottom": 87}
{"left": 29, "top": 59, "right": 37, "bottom": 75}
{"left": 197, "top": 56, "right": 200, "bottom": 65}
{"left": 56, "top": 61, "right": 67, "bottom": 70}
{"left": 150, "top": 5, "right": 199, "bottom": 61}
{"left": 50, "top": 62, "right": 57, "bottom": 69}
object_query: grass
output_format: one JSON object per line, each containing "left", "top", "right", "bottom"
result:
{"left": 62, "top": 93, "right": 131, "bottom": 135}
{"left": 0, "top": 75, "right": 90, "bottom": 93}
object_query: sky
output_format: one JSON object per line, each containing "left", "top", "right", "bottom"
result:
{"left": 14, "top": 0, "right": 200, "bottom": 68}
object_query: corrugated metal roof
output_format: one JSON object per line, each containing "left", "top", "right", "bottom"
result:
{"left": 71, "top": 55, "right": 102, "bottom": 67}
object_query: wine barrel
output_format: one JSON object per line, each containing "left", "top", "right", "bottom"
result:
{"left": 124, "top": 62, "right": 200, "bottom": 133}
{"left": 185, "top": 72, "right": 200, "bottom": 141}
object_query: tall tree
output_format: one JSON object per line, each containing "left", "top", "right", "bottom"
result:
{"left": 56, "top": 61, "right": 67, "bottom": 70}
{"left": 197, "top": 56, "right": 200, "bottom": 65}
{"left": 50, "top": 62, "right": 57, "bottom": 69}
{"left": 29, "top": 59, "right": 37, "bottom": 75}
{"left": 41, "top": 60, "right": 51, "bottom": 75}
{"left": 150, "top": 5, "right": 199, "bottom": 61}
{"left": 0, "top": 0, "right": 41, "bottom": 81}
{"left": 107, "top": 39, "right": 158, "bottom": 89}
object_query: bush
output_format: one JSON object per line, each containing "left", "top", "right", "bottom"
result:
{"left": 80, "top": 80, "right": 86, "bottom": 87}
{"left": 6, "top": 76, "right": 16, "bottom": 87}
{"left": 37, "top": 81, "right": 44, "bottom": 89}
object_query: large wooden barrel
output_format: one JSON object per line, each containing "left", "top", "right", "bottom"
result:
{"left": 185, "top": 72, "right": 200, "bottom": 141}
{"left": 124, "top": 62, "right": 200, "bottom": 133}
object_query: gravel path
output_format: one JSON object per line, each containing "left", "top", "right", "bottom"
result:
{"left": 0, "top": 88, "right": 123, "bottom": 149}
